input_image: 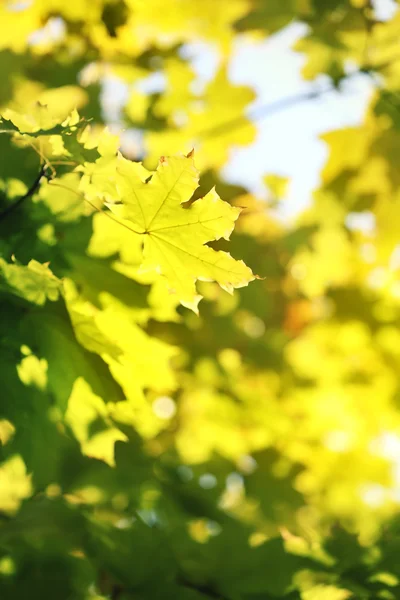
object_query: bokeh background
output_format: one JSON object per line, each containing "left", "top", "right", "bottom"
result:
{"left": 2, "top": 0, "right": 400, "bottom": 598}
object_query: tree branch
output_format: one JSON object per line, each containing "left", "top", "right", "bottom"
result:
{"left": 0, "top": 165, "right": 46, "bottom": 222}
{"left": 178, "top": 575, "right": 229, "bottom": 599}
{"left": 200, "top": 86, "right": 333, "bottom": 140}
{"left": 200, "top": 68, "right": 370, "bottom": 140}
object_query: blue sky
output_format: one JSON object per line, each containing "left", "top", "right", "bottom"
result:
{"left": 101, "top": 0, "right": 397, "bottom": 221}
{"left": 224, "top": 24, "right": 373, "bottom": 220}
{"left": 185, "top": 22, "right": 374, "bottom": 221}
{"left": 221, "top": 0, "right": 398, "bottom": 220}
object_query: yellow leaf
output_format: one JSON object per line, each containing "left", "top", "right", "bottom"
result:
{"left": 106, "top": 153, "right": 254, "bottom": 311}
{"left": 0, "top": 456, "right": 32, "bottom": 514}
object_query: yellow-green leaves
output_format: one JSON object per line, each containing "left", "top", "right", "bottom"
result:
{"left": 0, "top": 455, "right": 32, "bottom": 515}
{"left": 0, "top": 258, "right": 61, "bottom": 305}
{"left": 1, "top": 86, "right": 87, "bottom": 134}
{"left": 146, "top": 66, "right": 256, "bottom": 171}
{"left": 103, "top": 153, "right": 254, "bottom": 311}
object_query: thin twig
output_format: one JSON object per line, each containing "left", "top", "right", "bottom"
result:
{"left": 177, "top": 576, "right": 229, "bottom": 600}
{"left": 0, "top": 166, "right": 46, "bottom": 222}
{"left": 200, "top": 86, "right": 335, "bottom": 140}
{"left": 199, "top": 69, "right": 369, "bottom": 140}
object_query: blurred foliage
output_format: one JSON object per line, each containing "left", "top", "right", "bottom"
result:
{"left": 2, "top": 0, "right": 400, "bottom": 598}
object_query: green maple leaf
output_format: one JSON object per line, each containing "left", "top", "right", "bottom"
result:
{"left": 102, "top": 153, "right": 255, "bottom": 311}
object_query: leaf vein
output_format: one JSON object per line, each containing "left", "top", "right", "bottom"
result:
{"left": 146, "top": 165, "right": 194, "bottom": 230}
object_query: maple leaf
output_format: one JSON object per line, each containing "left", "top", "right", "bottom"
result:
{"left": 105, "top": 152, "right": 255, "bottom": 312}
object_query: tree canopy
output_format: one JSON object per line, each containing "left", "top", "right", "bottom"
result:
{"left": 2, "top": 0, "right": 400, "bottom": 598}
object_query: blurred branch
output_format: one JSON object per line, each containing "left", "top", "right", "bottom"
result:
{"left": 200, "top": 68, "right": 380, "bottom": 141}
{"left": 0, "top": 165, "right": 46, "bottom": 222}
{"left": 200, "top": 86, "right": 335, "bottom": 140}
{"left": 178, "top": 575, "right": 229, "bottom": 599}
{"left": 201, "top": 81, "right": 346, "bottom": 139}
